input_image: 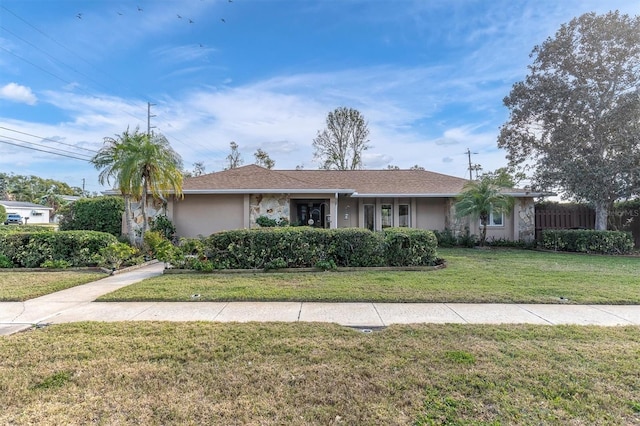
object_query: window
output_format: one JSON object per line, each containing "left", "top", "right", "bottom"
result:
{"left": 398, "top": 204, "right": 410, "bottom": 227}
{"left": 364, "top": 204, "right": 375, "bottom": 231}
{"left": 487, "top": 210, "right": 503, "bottom": 227}
{"left": 381, "top": 204, "right": 392, "bottom": 228}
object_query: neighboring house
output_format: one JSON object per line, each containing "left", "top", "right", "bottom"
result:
{"left": 0, "top": 200, "right": 52, "bottom": 224}
{"left": 126, "top": 165, "right": 542, "bottom": 242}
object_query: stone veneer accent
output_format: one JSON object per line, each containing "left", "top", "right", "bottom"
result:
{"left": 517, "top": 198, "right": 535, "bottom": 242}
{"left": 249, "top": 194, "right": 290, "bottom": 227}
{"left": 128, "top": 198, "right": 166, "bottom": 238}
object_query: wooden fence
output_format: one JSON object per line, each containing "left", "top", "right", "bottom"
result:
{"left": 535, "top": 204, "right": 640, "bottom": 247}
{"left": 535, "top": 206, "right": 595, "bottom": 237}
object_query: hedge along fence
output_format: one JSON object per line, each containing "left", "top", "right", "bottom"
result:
{"left": 540, "top": 229, "right": 634, "bottom": 255}
{"left": 194, "top": 227, "right": 439, "bottom": 270}
{"left": 0, "top": 230, "right": 118, "bottom": 268}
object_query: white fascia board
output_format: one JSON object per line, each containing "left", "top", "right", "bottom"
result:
{"left": 182, "top": 189, "right": 356, "bottom": 195}
{"left": 350, "top": 192, "right": 548, "bottom": 198}
{"left": 350, "top": 193, "right": 460, "bottom": 198}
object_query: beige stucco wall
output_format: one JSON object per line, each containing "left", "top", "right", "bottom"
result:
{"left": 172, "top": 194, "right": 245, "bottom": 238}
{"left": 454, "top": 197, "right": 536, "bottom": 242}
{"left": 159, "top": 193, "right": 536, "bottom": 242}
{"left": 337, "top": 196, "right": 359, "bottom": 228}
{"left": 415, "top": 198, "right": 447, "bottom": 230}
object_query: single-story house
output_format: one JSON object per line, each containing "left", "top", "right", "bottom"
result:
{"left": 126, "top": 165, "right": 541, "bottom": 242}
{"left": 0, "top": 200, "right": 52, "bottom": 224}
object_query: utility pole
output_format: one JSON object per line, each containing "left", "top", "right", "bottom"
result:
{"left": 465, "top": 148, "right": 477, "bottom": 180}
{"left": 147, "top": 102, "right": 156, "bottom": 136}
{"left": 82, "top": 178, "right": 85, "bottom": 196}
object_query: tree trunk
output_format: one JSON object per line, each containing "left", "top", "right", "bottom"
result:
{"left": 594, "top": 201, "right": 609, "bottom": 230}
{"left": 124, "top": 195, "right": 136, "bottom": 245}
{"left": 479, "top": 216, "right": 488, "bottom": 246}
{"left": 140, "top": 184, "right": 148, "bottom": 246}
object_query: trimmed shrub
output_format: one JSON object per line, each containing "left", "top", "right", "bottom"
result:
{"left": 99, "top": 242, "right": 141, "bottom": 270}
{"left": 383, "top": 228, "right": 439, "bottom": 266}
{"left": 0, "top": 230, "right": 118, "bottom": 268}
{"left": 182, "top": 227, "right": 438, "bottom": 270}
{"left": 326, "top": 228, "right": 385, "bottom": 267}
{"left": 58, "top": 196, "right": 124, "bottom": 237}
{"left": 541, "top": 229, "right": 634, "bottom": 255}
{"left": 0, "top": 225, "right": 55, "bottom": 234}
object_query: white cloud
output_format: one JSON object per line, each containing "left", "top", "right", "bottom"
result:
{"left": 0, "top": 83, "right": 37, "bottom": 105}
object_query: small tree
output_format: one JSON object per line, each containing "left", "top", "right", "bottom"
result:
{"left": 312, "top": 107, "right": 370, "bottom": 170}
{"left": 225, "top": 141, "right": 243, "bottom": 170}
{"left": 0, "top": 204, "right": 6, "bottom": 224}
{"left": 92, "top": 127, "right": 183, "bottom": 245}
{"left": 455, "top": 174, "right": 515, "bottom": 246}
{"left": 184, "top": 162, "right": 206, "bottom": 178}
{"left": 254, "top": 148, "right": 275, "bottom": 169}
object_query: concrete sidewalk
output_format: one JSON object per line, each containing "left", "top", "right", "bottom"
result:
{"left": 2, "top": 262, "right": 640, "bottom": 335}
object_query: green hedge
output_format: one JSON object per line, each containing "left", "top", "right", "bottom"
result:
{"left": 541, "top": 229, "right": 634, "bottom": 255}
{"left": 0, "top": 225, "right": 55, "bottom": 234}
{"left": 58, "top": 196, "right": 124, "bottom": 237}
{"left": 0, "top": 230, "right": 118, "bottom": 267}
{"left": 182, "top": 227, "right": 438, "bottom": 270}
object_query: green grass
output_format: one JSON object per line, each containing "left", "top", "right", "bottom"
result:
{"left": 1, "top": 322, "right": 639, "bottom": 424}
{"left": 0, "top": 271, "right": 107, "bottom": 301}
{"left": 98, "top": 248, "right": 640, "bottom": 304}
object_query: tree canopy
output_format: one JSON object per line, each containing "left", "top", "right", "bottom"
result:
{"left": 498, "top": 11, "right": 640, "bottom": 230}
{"left": 312, "top": 107, "right": 370, "bottom": 170}
{"left": 225, "top": 141, "right": 243, "bottom": 170}
{"left": 254, "top": 148, "right": 275, "bottom": 169}
{"left": 91, "top": 127, "right": 183, "bottom": 244}
{"left": 0, "top": 173, "right": 83, "bottom": 202}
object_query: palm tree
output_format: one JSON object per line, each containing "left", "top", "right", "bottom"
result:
{"left": 455, "top": 175, "right": 515, "bottom": 246}
{"left": 91, "top": 128, "right": 183, "bottom": 245}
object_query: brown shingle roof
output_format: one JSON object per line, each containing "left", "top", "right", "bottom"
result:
{"left": 183, "top": 164, "right": 478, "bottom": 196}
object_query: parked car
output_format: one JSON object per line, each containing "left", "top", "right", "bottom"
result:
{"left": 4, "top": 213, "right": 23, "bottom": 225}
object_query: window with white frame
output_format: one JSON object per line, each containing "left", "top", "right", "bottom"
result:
{"left": 487, "top": 209, "right": 503, "bottom": 226}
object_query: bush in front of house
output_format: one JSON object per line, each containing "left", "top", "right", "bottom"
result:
{"left": 0, "top": 230, "right": 119, "bottom": 268}
{"left": 175, "top": 227, "right": 438, "bottom": 270}
{"left": 58, "top": 196, "right": 124, "bottom": 237}
{"left": 541, "top": 229, "right": 634, "bottom": 255}
{"left": 0, "top": 224, "right": 55, "bottom": 234}
{"left": 432, "top": 227, "right": 478, "bottom": 248}
{"left": 383, "top": 227, "right": 439, "bottom": 266}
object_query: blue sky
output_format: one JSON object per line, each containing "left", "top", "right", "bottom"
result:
{"left": 1, "top": 0, "right": 639, "bottom": 193}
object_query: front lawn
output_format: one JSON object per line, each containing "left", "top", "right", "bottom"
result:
{"left": 0, "top": 271, "right": 107, "bottom": 301}
{"left": 97, "top": 248, "right": 640, "bottom": 304}
{"left": 1, "top": 322, "right": 639, "bottom": 424}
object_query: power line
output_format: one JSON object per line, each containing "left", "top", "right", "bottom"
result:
{"left": 1, "top": 5, "right": 220, "bottom": 158}
{"left": 0, "top": 5, "right": 219, "bottom": 158}
{"left": 0, "top": 126, "right": 98, "bottom": 154}
{"left": 0, "top": 137, "right": 94, "bottom": 162}
{"left": 0, "top": 135, "right": 91, "bottom": 162}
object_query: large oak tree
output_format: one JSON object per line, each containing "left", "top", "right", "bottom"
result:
{"left": 498, "top": 11, "right": 640, "bottom": 229}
